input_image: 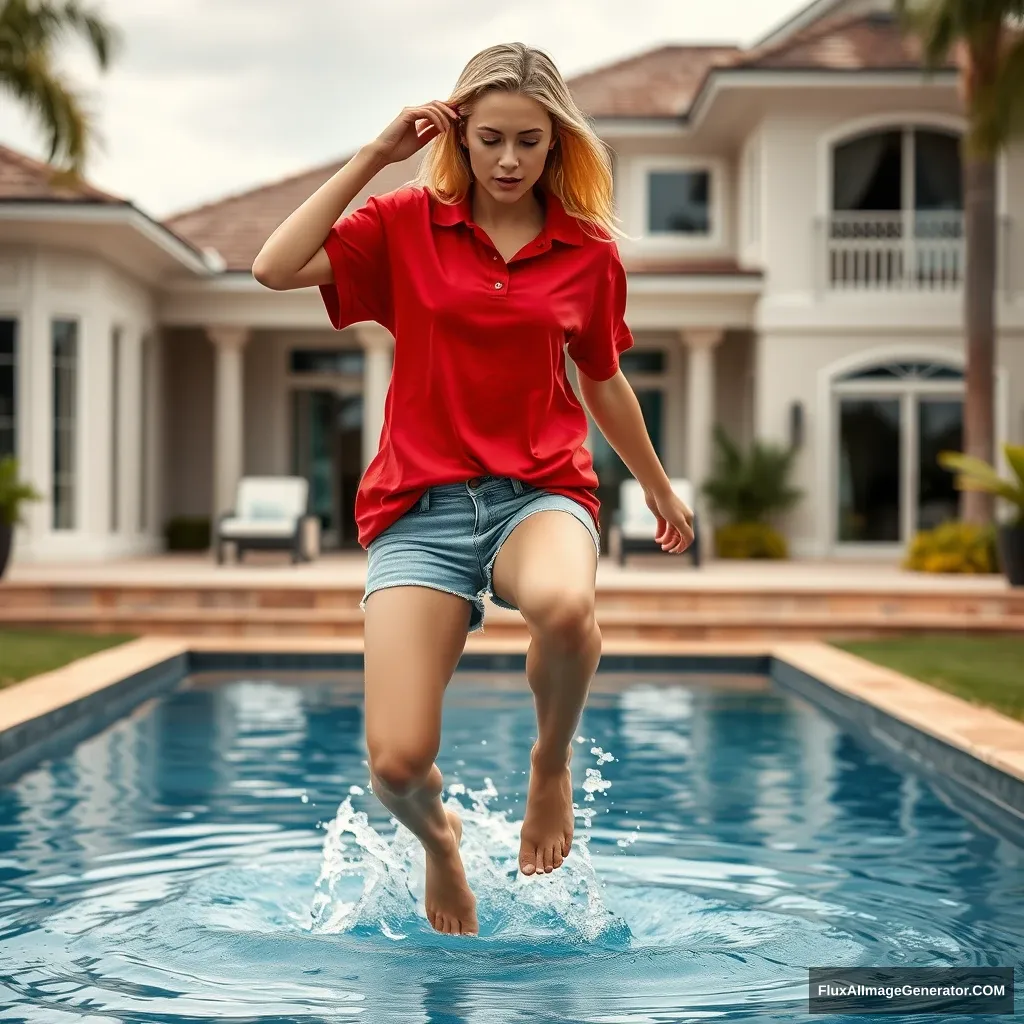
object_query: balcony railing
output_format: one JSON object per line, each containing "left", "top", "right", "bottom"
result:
{"left": 823, "top": 211, "right": 965, "bottom": 293}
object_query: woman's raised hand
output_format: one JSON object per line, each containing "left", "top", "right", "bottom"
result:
{"left": 370, "top": 101, "right": 460, "bottom": 165}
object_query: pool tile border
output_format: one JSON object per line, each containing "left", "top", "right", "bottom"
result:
{"left": 0, "top": 638, "right": 1021, "bottom": 826}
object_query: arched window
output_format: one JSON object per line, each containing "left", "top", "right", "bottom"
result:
{"left": 832, "top": 127, "right": 962, "bottom": 216}
{"left": 829, "top": 126, "right": 963, "bottom": 290}
{"left": 836, "top": 360, "right": 964, "bottom": 383}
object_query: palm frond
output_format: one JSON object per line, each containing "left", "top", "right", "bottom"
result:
{"left": 0, "top": 51, "right": 92, "bottom": 173}
{"left": 894, "top": 0, "right": 960, "bottom": 66}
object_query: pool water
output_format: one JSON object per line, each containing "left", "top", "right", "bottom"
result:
{"left": 1, "top": 670, "right": 1021, "bottom": 1023}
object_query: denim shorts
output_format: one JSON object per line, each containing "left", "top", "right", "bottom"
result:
{"left": 360, "top": 475, "right": 601, "bottom": 635}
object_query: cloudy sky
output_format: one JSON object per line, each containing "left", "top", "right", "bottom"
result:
{"left": 0, "top": 0, "right": 807, "bottom": 218}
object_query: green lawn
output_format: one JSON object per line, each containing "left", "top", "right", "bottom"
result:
{"left": 835, "top": 637, "right": 1024, "bottom": 722}
{"left": 0, "top": 630, "right": 135, "bottom": 689}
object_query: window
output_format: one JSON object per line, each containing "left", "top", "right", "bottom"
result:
{"left": 110, "top": 327, "right": 121, "bottom": 532}
{"left": 648, "top": 170, "right": 711, "bottom": 235}
{"left": 837, "top": 361, "right": 964, "bottom": 383}
{"left": 832, "top": 127, "right": 962, "bottom": 214}
{"left": 52, "top": 319, "right": 78, "bottom": 530}
{"left": 746, "top": 143, "right": 761, "bottom": 245}
{"left": 290, "top": 349, "right": 364, "bottom": 375}
{"left": 139, "top": 333, "right": 150, "bottom": 532}
{"left": 620, "top": 350, "right": 665, "bottom": 374}
{"left": 0, "top": 319, "right": 15, "bottom": 459}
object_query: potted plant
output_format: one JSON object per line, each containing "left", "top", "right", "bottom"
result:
{"left": 938, "top": 444, "right": 1024, "bottom": 586}
{"left": 703, "top": 427, "right": 803, "bottom": 558}
{"left": 0, "top": 457, "right": 42, "bottom": 579}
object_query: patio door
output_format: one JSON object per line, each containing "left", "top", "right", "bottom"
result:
{"left": 588, "top": 350, "right": 668, "bottom": 554}
{"left": 290, "top": 388, "right": 364, "bottom": 549}
{"left": 834, "top": 360, "right": 963, "bottom": 549}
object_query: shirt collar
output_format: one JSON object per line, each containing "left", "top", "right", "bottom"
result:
{"left": 431, "top": 181, "right": 584, "bottom": 247}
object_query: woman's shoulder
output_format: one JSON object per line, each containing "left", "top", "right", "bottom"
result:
{"left": 368, "top": 182, "right": 431, "bottom": 217}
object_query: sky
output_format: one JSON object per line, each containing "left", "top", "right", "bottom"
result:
{"left": 0, "top": 0, "right": 808, "bottom": 219}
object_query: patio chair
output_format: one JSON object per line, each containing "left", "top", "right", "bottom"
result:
{"left": 216, "top": 476, "right": 317, "bottom": 564}
{"left": 611, "top": 477, "right": 701, "bottom": 566}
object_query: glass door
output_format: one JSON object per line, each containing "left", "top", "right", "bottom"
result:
{"left": 291, "top": 390, "right": 339, "bottom": 545}
{"left": 836, "top": 397, "right": 902, "bottom": 543}
{"left": 290, "top": 388, "right": 365, "bottom": 549}
{"left": 590, "top": 388, "right": 664, "bottom": 554}
{"left": 835, "top": 391, "right": 965, "bottom": 545}
{"left": 916, "top": 397, "right": 962, "bottom": 531}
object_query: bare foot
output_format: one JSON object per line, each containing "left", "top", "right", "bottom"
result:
{"left": 519, "top": 744, "right": 574, "bottom": 876}
{"left": 424, "top": 808, "right": 478, "bottom": 935}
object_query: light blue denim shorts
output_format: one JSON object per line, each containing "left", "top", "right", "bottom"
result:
{"left": 360, "top": 475, "right": 600, "bottom": 634}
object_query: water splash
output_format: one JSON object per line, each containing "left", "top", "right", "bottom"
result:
{"left": 307, "top": 782, "right": 631, "bottom": 946}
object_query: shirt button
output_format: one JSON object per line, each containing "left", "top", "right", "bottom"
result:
{"left": 494, "top": 281, "right": 503, "bottom": 289}
{"left": 492, "top": 255, "right": 498, "bottom": 260}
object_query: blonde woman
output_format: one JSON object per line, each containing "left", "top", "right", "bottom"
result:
{"left": 254, "top": 42, "right": 694, "bottom": 937}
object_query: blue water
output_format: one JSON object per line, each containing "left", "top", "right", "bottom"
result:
{"left": 0, "top": 669, "right": 1020, "bottom": 1023}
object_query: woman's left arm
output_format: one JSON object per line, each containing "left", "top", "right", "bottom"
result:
{"left": 577, "top": 370, "right": 695, "bottom": 554}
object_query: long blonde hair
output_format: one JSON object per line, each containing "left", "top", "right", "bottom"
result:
{"left": 412, "top": 42, "right": 624, "bottom": 242}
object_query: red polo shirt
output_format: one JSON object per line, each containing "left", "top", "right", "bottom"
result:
{"left": 319, "top": 182, "right": 634, "bottom": 549}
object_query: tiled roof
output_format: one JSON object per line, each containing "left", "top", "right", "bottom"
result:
{"left": 163, "top": 159, "right": 349, "bottom": 274}
{"left": 0, "top": 143, "right": 126, "bottom": 203}
{"left": 734, "top": 12, "right": 947, "bottom": 71}
{"left": 567, "top": 45, "right": 742, "bottom": 118}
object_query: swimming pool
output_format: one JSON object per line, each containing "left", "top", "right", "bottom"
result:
{"left": 1, "top": 667, "right": 1021, "bottom": 1022}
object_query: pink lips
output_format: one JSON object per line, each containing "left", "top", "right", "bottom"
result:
{"left": 496, "top": 177, "right": 521, "bottom": 184}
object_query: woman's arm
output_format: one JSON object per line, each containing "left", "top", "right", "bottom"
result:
{"left": 251, "top": 143, "right": 389, "bottom": 291}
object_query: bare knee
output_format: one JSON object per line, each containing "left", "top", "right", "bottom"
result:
{"left": 526, "top": 589, "right": 597, "bottom": 647}
{"left": 368, "top": 744, "right": 437, "bottom": 797}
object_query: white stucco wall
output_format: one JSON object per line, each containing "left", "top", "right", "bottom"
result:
{"left": 0, "top": 244, "right": 161, "bottom": 562}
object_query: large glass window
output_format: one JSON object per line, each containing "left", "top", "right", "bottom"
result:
{"left": 110, "top": 327, "right": 122, "bottom": 532}
{"left": 0, "top": 319, "right": 15, "bottom": 459}
{"left": 139, "top": 334, "right": 150, "bottom": 532}
{"left": 832, "top": 127, "right": 962, "bottom": 214}
{"left": 52, "top": 319, "right": 78, "bottom": 530}
{"left": 290, "top": 349, "right": 364, "bottom": 375}
{"left": 648, "top": 170, "right": 711, "bottom": 235}
{"left": 834, "top": 359, "right": 965, "bottom": 545}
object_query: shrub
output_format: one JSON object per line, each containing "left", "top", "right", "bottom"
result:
{"left": 904, "top": 521, "right": 999, "bottom": 574}
{"left": 703, "top": 426, "right": 803, "bottom": 525}
{"left": 164, "top": 516, "right": 211, "bottom": 551}
{"left": 715, "top": 521, "right": 788, "bottom": 560}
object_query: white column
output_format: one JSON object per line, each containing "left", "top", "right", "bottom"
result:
{"left": 681, "top": 328, "right": 724, "bottom": 494}
{"left": 356, "top": 323, "right": 394, "bottom": 471}
{"left": 208, "top": 326, "right": 250, "bottom": 518}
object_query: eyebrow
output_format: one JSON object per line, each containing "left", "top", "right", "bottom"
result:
{"left": 477, "top": 125, "right": 544, "bottom": 134}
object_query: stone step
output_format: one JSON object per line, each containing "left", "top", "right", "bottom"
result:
{"left": 1, "top": 583, "right": 1020, "bottom": 616}
{"left": 0, "top": 604, "right": 1020, "bottom": 640}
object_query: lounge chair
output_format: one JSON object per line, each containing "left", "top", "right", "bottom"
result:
{"left": 216, "top": 476, "right": 316, "bottom": 564}
{"left": 611, "top": 477, "right": 701, "bottom": 566}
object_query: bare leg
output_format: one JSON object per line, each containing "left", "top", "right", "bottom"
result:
{"left": 519, "top": 610, "right": 602, "bottom": 874}
{"left": 364, "top": 585, "right": 478, "bottom": 935}
{"left": 489, "top": 510, "right": 602, "bottom": 876}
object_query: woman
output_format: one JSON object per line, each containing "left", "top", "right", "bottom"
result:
{"left": 253, "top": 42, "right": 694, "bottom": 937}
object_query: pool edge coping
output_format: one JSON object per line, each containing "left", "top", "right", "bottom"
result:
{"left": 0, "top": 636, "right": 1021, "bottom": 789}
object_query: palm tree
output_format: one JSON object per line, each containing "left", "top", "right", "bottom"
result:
{"left": 894, "top": 0, "right": 1024, "bottom": 526}
{"left": 0, "top": 0, "right": 121, "bottom": 181}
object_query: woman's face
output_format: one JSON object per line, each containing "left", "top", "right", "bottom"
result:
{"left": 460, "top": 90, "right": 556, "bottom": 203}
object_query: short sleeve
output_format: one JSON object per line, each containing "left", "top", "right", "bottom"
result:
{"left": 566, "top": 243, "right": 634, "bottom": 382}
{"left": 318, "top": 194, "right": 393, "bottom": 330}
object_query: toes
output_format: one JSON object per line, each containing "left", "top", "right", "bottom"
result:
{"left": 543, "top": 846, "right": 554, "bottom": 873}
{"left": 534, "top": 849, "right": 545, "bottom": 875}
{"left": 562, "top": 835, "right": 572, "bottom": 858}
{"left": 520, "top": 847, "right": 536, "bottom": 875}
{"left": 552, "top": 847, "right": 564, "bottom": 869}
